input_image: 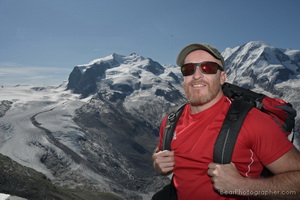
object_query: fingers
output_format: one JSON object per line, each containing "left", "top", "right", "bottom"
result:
{"left": 208, "top": 163, "right": 219, "bottom": 170}
{"left": 207, "top": 163, "right": 219, "bottom": 177}
{"left": 155, "top": 150, "right": 175, "bottom": 166}
{"left": 207, "top": 162, "right": 236, "bottom": 177}
{"left": 156, "top": 150, "right": 174, "bottom": 160}
{"left": 153, "top": 150, "right": 175, "bottom": 175}
{"left": 208, "top": 162, "right": 244, "bottom": 194}
{"left": 152, "top": 150, "right": 174, "bottom": 162}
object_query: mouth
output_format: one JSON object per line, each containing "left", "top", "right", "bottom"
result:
{"left": 192, "top": 83, "right": 207, "bottom": 88}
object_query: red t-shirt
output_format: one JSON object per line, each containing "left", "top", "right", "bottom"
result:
{"left": 158, "top": 95, "right": 293, "bottom": 200}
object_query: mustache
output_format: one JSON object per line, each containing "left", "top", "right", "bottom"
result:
{"left": 188, "top": 80, "right": 209, "bottom": 86}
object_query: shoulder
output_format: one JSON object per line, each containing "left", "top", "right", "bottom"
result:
{"left": 238, "top": 106, "right": 292, "bottom": 148}
{"left": 240, "top": 107, "right": 289, "bottom": 142}
{"left": 239, "top": 107, "right": 294, "bottom": 165}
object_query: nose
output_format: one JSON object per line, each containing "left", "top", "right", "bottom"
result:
{"left": 192, "top": 66, "right": 204, "bottom": 79}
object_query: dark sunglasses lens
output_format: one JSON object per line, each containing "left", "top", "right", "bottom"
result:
{"left": 181, "top": 64, "right": 196, "bottom": 76}
{"left": 201, "top": 62, "right": 218, "bottom": 74}
{"left": 181, "top": 62, "right": 221, "bottom": 76}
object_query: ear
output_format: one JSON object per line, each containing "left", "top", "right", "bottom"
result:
{"left": 220, "top": 71, "right": 227, "bottom": 85}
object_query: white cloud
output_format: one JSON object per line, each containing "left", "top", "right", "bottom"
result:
{"left": 0, "top": 62, "right": 71, "bottom": 86}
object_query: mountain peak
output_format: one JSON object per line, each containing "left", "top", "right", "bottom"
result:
{"left": 245, "top": 40, "right": 271, "bottom": 48}
{"left": 67, "top": 53, "right": 183, "bottom": 100}
{"left": 223, "top": 41, "right": 299, "bottom": 92}
{"left": 80, "top": 53, "right": 146, "bottom": 68}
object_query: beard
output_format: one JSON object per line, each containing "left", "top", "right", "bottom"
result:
{"left": 183, "top": 80, "right": 221, "bottom": 106}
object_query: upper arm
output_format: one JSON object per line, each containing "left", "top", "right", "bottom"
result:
{"left": 242, "top": 109, "right": 294, "bottom": 167}
{"left": 266, "top": 147, "right": 300, "bottom": 174}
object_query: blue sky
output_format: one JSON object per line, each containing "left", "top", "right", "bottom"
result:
{"left": 1, "top": 0, "right": 300, "bottom": 86}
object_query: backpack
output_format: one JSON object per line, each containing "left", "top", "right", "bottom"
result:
{"left": 162, "top": 82, "right": 297, "bottom": 164}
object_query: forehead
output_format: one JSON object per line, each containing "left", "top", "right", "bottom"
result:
{"left": 184, "top": 50, "right": 223, "bottom": 66}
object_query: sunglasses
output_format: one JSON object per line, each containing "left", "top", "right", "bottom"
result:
{"left": 181, "top": 61, "right": 224, "bottom": 76}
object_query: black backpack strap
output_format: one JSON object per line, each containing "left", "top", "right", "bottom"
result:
{"left": 213, "top": 99, "right": 254, "bottom": 164}
{"left": 162, "top": 104, "right": 186, "bottom": 151}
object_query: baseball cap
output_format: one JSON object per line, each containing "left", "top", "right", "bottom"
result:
{"left": 176, "top": 43, "right": 225, "bottom": 67}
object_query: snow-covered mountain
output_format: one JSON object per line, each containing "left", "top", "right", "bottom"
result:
{"left": 0, "top": 41, "right": 299, "bottom": 200}
{"left": 223, "top": 41, "right": 300, "bottom": 94}
{"left": 68, "top": 53, "right": 185, "bottom": 125}
{"left": 0, "top": 54, "right": 186, "bottom": 199}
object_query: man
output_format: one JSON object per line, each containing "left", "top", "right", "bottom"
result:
{"left": 152, "top": 43, "right": 300, "bottom": 199}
